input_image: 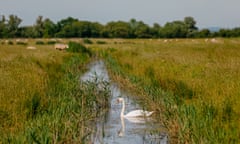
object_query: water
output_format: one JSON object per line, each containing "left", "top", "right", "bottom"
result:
{"left": 81, "top": 60, "right": 168, "bottom": 144}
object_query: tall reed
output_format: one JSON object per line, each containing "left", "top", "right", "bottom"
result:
{"left": 0, "top": 40, "right": 110, "bottom": 143}
{"left": 96, "top": 38, "right": 240, "bottom": 143}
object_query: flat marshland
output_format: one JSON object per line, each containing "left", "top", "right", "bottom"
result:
{"left": 0, "top": 38, "right": 240, "bottom": 143}
{"left": 90, "top": 38, "right": 240, "bottom": 143}
{"left": 0, "top": 39, "right": 110, "bottom": 143}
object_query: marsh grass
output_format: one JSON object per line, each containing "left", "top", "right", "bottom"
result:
{"left": 0, "top": 40, "right": 110, "bottom": 143}
{"left": 91, "top": 38, "right": 240, "bottom": 143}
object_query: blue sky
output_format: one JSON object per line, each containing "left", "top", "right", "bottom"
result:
{"left": 1, "top": 0, "right": 240, "bottom": 28}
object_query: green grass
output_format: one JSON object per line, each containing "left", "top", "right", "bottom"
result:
{"left": 1, "top": 38, "right": 240, "bottom": 143}
{"left": 0, "top": 40, "right": 110, "bottom": 143}
{"left": 90, "top": 38, "right": 240, "bottom": 144}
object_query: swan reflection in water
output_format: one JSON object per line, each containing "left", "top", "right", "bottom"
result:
{"left": 118, "top": 115, "right": 152, "bottom": 137}
{"left": 116, "top": 97, "right": 153, "bottom": 137}
{"left": 89, "top": 95, "right": 168, "bottom": 143}
{"left": 118, "top": 108, "right": 168, "bottom": 144}
{"left": 116, "top": 98, "right": 168, "bottom": 144}
{"left": 118, "top": 117, "right": 125, "bottom": 137}
{"left": 81, "top": 61, "right": 168, "bottom": 143}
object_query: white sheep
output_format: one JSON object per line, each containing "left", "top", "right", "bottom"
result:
{"left": 54, "top": 43, "right": 69, "bottom": 50}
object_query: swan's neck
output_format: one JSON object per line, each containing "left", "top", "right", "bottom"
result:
{"left": 121, "top": 99, "right": 125, "bottom": 117}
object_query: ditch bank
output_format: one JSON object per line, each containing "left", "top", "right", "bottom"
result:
{"left": 81, "top": 60, "right": 168, "bottom": 144}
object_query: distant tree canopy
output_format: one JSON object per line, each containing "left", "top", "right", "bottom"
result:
{"left": 0, "top": 15, "right": 240, "bottom": 38}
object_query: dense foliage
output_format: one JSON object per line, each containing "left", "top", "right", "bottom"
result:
{"left": 1, "top": 15, "right": 240, "bottom": 38}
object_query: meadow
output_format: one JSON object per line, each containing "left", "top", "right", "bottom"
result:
{"left": 1, "top": 38, "right": 239, "bottom": 143}
{"left": 89, "top": 38, "right": 240, "bottom": 143}
{"left": 0, "top": 39, "right": 110, "bottom": 143}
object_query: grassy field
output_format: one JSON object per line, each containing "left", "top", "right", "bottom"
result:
{"left": 1, "top": 38, "right": 240, "bottom": 143}
{"left": 89, "top": 38, "right": 240, "bottom": 143}
{"left": 0, "top": 39, "right": 110, "bottom": 143}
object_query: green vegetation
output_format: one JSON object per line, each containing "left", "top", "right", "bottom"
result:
{"left": 96, "top": 40, "right": 107, "bottom": 44}
{"left": 67, "top": 41, "right": 92, "bottom": 56}
{"left": 83, "top": 38, "right": 93, "bottom": 44}
{"left": 90, "top": 38, "right": 240, "bottom": 143}
{"left": 1, "top": 15, "right": 240, "bottom": 38}
{"left": 1, "top": 38, "right": 240, "bottom": 143}
{"left": 35, "top": 40, "right": 45, "bottom": 45}
{"left": 0, "top": 40, "right": 110, "bottom": 143}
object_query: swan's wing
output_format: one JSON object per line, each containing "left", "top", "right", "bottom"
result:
{"left": 125, "top": 117, "right": 146, "bottom": 123}
{"left": 124, "top": 110, "right": 143, "bottom": 117}
{"left": 125, "top": 110, "right": 154, "bottom": 117}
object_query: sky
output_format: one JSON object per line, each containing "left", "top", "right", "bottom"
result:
{"left": 1, "top": 0, "right": 240, "bottom": 28}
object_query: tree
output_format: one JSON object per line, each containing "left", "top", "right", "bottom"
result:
{"left": 90, "top": 22, "right": 103, "bottom": 38}
{"left": 34, "top": 16, "right": 44, "bottom": 37}
{"left": 43, "top": 18, "right": 56, "bottom": 38}
{"left": 57, "top": 24, "right": 74, "bottom": 38}
{"left": 134, "top": 21, "right": 151, "bottom": 38}
{"left": 150, "top": 23, "right": 161, "bottom": 38}
{"left": 55, "top": 17, "right": 78, "bottom": 37}
{"left": 0, "top": 15, "right": 7, "bottom": 38}
{"left": 128, "top": 18, "right": 139, "bottom": 38}
{"left": 231, "top": 27, "right": 240, "bottom": 37}
{"left": 6, "top": 15, "right": 22, "bottom": 37}
{"left": 196, "top": 29, "right": 211, "bottom": 38}
{"left": 103, "top": 21, "right": 131, "bottom": 38}
{"left": 161, "top": 21, "right": 188, "bottom": 38}
{"left": 73, "top": 21, "right": 93, "bottom": 37}
{"left": 184, "top": 16, "right": 197, "bottom": 30}
{"left": 218, "top": 29, "right": 233, "bottom": 37}
{"left": 184, "top": 16, "right": 198, "bottom": 37}
{"left": 18, "top": 26, "right": 36, "bottom": 38}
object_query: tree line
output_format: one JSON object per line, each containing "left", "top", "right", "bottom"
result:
{"left": 0, "top": 14, "right": 240, "bottom": 38}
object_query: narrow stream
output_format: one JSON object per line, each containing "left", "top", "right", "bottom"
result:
{"left": 81, "top": 60, "right": 168, "bottom": 144}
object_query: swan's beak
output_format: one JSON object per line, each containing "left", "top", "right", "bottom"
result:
{"left": 116, "top": 98, "right": 121, "bottom": 104}
{"left": 116, "top": 99, "right": 120, "bottom": 104}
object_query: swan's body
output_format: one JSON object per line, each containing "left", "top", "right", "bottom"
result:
{"left": 117, "top": 98, "right": 154, "bottom": 118}
{"left": 124, "top": 110, "right": 154, "bottom": 117}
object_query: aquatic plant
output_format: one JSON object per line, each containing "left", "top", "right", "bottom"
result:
{"left": 97, "top": 38, "right": 240, "bottom": 144}
{"left": 0, "top": 40, "right": 110, "bottom": 143}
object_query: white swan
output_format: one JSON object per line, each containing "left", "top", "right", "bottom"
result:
{"left": 117, "top": 98, "right": 154, "bottom": 118}
{"left": 118, "top": 117, "right": 125, "bottom": 137}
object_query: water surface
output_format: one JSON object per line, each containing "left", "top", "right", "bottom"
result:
{"left": 81, "top": 60, "right": 168, "bottom": 144}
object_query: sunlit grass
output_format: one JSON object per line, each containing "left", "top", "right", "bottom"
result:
{"left": 0, "top": 39, "right": 110, "bottom": 143}
{"left": 90, "top": 38, "right": 240, "bottom": 143}
{"left": 1, "top": 38, "right": 240, "bottom": 143}
{"left": 0, "top": 42, "right": 60, "bottom": 134}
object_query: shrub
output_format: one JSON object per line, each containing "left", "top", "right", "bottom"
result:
{"left": 35, "top": 40, "right": 45, "bottom": 45}
{"left": 8, "top": 41, "right": 14, "bottom": 45}
{"left": 83, "top": 38, "right": 93, "bottom": 44}
{"left": 96, "top": 40, "right": 107, "bottom": 44}
{"left": 67, "top": 42, "right": 92, "bottom": 56}
{"left": 47, "top": 40, "right": 56, "bottom": 45}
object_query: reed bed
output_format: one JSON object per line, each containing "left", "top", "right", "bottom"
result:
{"left": 0, "top": 40, "right": 110, "bottom": 143}
{"left": 90, "top": 38, "right": 240, "bottom": 143}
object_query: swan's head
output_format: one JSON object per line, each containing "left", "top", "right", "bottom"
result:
{"left": 117, "top": 98, "right": 124, "bottom": 103}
